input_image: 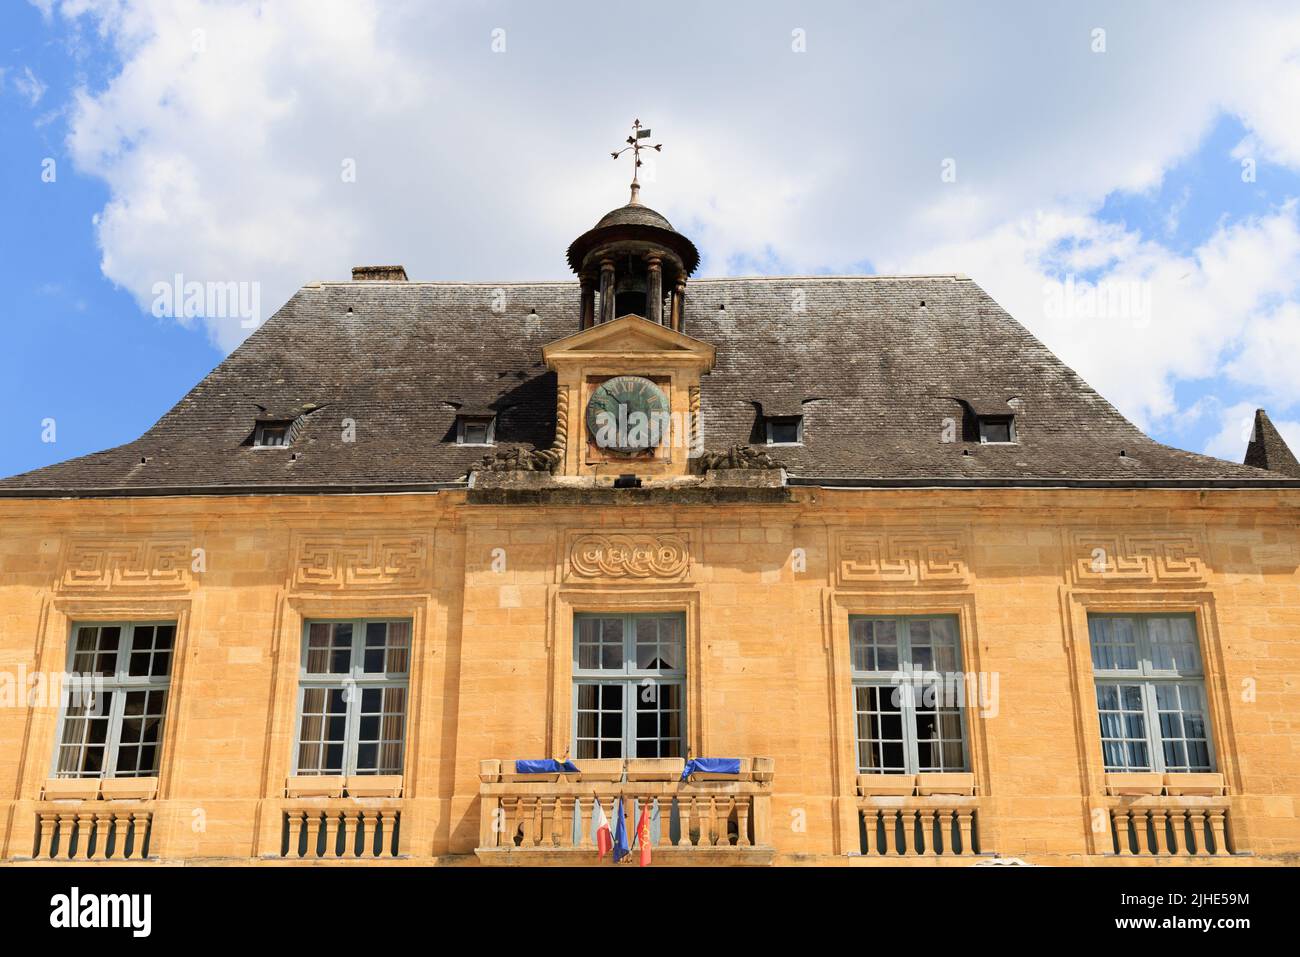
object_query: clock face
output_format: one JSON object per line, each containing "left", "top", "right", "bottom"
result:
{"left": 585, "top": 375, "right": 670, "bottom": 455}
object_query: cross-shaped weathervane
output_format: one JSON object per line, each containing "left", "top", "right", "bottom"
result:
{"left": 611, "top": 119, "right": 661, "bottom": 200}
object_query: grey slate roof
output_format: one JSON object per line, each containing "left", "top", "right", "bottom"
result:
{"left": 2, "top": 275, "right": 1292, "bottom": 495}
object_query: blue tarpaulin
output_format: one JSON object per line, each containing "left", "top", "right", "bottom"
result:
{"left": 681, "top": 758, "right": 741, "bottom": 780}
{"left": 514, "top": 759, "right": 580, "bottom": 774}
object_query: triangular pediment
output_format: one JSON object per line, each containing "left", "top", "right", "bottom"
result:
{"left": 543, "top": 314, "right": 715, "bottom": 369}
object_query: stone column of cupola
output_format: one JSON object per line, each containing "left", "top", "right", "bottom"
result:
{"left": 646, "top": 256, "right": 663, "bottom": 324}
{"left": 670, "top": 278, "right": 687, "bottom": 332}
{"left": 599, "top": 258, "right": 616, "bottom": 324}
{"left": 579, "top": 271, "right": 596, "bottom": 329}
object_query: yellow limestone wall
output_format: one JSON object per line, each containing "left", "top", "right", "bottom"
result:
{"left": 0, "top": 487, "right": 1297, "bottom": 865}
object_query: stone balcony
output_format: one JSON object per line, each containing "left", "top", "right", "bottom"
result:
{"left": 854, "top": 772, "right": 986, "bottom": 860}
{"left": 475, "top": 757, "right": 775, "bottom": 865}
{"left": 1099, "top": 773, "right": 1237, "bottom": 857}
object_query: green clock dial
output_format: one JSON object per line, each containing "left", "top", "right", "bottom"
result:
{"left": 585, "top": 375, "right": 670, "bottom": 455}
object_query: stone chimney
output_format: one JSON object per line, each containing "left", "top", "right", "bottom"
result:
{"left": 351, "top": 265, "right": 408, "bottom": 281}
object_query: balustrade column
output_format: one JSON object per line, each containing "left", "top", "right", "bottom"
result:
{"left": 37, "top": 814, "right": 57, "bottom": 859}
{"left": 1168, "top": 809, "right": 1188, "bottom": 855}
{"left": 736, "top": 796, "right": 751, "bottom": 847}
{"left": 96, "top": 811, "right": 115, "bottom": 860}
{"left": 77, "top": 813, "right": 96, "bottom": 860}
{"left": 956, "top": 810, "right": 974, "bottom": 856}
{"left": 1150, "top": 810, "right": 1169, "bottom": 855}
{"left": 1207, "top": 810, "right": 1229, "bottom": 856}
{"left": 303, "top": 812, "right": 323, "bottom": 858}
{"left": 861, "top": 809, "right": 878, "bottom": 855}
{"left": 286, "top": 811, "right": 305, "bottom": 858}
{"left": 1121, "top": 811, "right": 1140, "bottom": 855}
{"left": 576, "top": 799, "right": 591, "bottom": 848}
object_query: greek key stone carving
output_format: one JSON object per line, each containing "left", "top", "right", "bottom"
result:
{"left": 292, "top": 533, "right": 429, "bottom": 591}
{"left": 835, "top": 530, "right": 969, "bottom": 587}
{"left": 1069, "top": 531, "right": 1206, "bottom": 585}
{"left": 58, "top": 539, "right": 192, "bottom": 592}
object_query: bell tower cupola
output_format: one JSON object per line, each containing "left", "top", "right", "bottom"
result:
{"left": 566, "top": 120, "right": 699, "bottom": 331}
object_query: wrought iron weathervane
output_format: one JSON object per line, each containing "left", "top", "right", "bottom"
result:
{"left": 611, "top": 118, "right": 661, "bottom": 204}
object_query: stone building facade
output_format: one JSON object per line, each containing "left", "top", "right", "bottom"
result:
{"left": 1, "top": 192, "right": 1297, "bottom": 866}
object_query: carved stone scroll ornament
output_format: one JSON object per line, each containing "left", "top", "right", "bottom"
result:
{"left": 568, "top": 533, "right": 690, "bottom": 579}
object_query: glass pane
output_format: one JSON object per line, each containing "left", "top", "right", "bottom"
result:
{"left": 297, "top": 683, "right": 348, "bottom": 774}
{"left": 1095, "top": 682, "right": 1149, "bottom": 771}
{"left": 1154, "top": 682, "right": 1212, "bottom": 772}
{"left": 1147, "top": 616, "right": 1201, "bottom": 673}
{"left": 575, "top": 617, "right": 623, "bottom": 671}
{"left": 854, "top": 685, "right": 906, "bottom": 773}
{"left": 850, "top": 619, "right": 899, "bottom": 673}
{"left": 1089, "top": 616, "right": 1138, "bottom": 671}
{"left": 635, "top": 681, "right": 683, "bottom": 758}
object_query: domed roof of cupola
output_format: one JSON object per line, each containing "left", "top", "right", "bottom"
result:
{"left": 593, "top": 202, "right": 677, "bottom": 231}
{"left": 566, "top": 194, "right": 700, "bottom": 277}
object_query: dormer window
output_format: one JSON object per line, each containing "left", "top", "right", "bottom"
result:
{"left": 253, "top": 420, "right": 294, "bottom": 448}
{"left": 457, "top": 415, "right": 495, "bottom": 446}
{"left": 978, "top": 415, "right": 1015, "bottom": 444}
{"left": 765, "top": 415, "right": 803, "bottom": 446}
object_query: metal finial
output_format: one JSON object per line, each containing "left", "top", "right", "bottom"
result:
{"left": 610, "top": 118, "right": 662, "bottom": 205}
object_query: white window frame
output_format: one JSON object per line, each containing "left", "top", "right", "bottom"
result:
{"left": 1088, "top": 612, "right": 1215, "bottom": 773}
{"left": 52, "top": 621, "right": 175, "bottom": 779}
{"left": 293, "top": 619, "right": 411, "bottom": 776}
{"left": 571, "top": 612, "right": 686, "bottom": 760}
{"left": 850, "top": 615, "right": 969, "bottom": 774}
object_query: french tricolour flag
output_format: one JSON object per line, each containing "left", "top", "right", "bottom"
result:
{"left": 592, "top": 797, "right": 613, "bottom": 860}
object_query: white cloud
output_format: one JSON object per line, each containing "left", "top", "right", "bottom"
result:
{"left": 1203, "top": 401, "right": 1300, "bottom": 463}
{"left": 39, "top": 0, "right": 1300, "bottom": 378}
{"left": 12, "top": 66, "right": 47, "bottom": 106}
{"left": 887, "top": 204, "right": 1300, "bottom": 433}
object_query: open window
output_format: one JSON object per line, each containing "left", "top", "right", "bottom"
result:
{"left": 456, "top": 415, "right": 496, "bottom": 446}
{"left": 765, "top": 415, "right": 803, "bottom": 446}
{"left": 977, "top": 415, "right": 1015, "bottom": 444}
{"left": 253, "top": 420, "right": 295, "bottom": 447}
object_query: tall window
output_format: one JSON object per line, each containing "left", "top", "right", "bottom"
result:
{"left": 851, "top": 616, "right": 967, "bottom": 774}
{"left": 1089, "top": 613, "right": 1213, "bottom": 773}
{"left": 295, "top": 620, "right": 410, "bottom": 776}
{"left": 573, "top": 613, "right": 685, "bottom": 759}
{"left": 54, "top": 622, "right": 174, "bottom": 778}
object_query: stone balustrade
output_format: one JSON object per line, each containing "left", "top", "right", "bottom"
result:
{"left": 1100, "top": 772, "right": 1236, "bottom": 856}
{"left": 35, "top": 808, "right": 152, "bottom": 861}
{"left": 281, "top": 803, "right": 404, "bottom": 859}
{"left": 476, "top": 757, "right": 775, "bottom": 864}
{"left": 856, "top": 773, "right": 983, "bottom": 858}
{"left": 1105, "top": 801, "right": 1233, "bottom": 856}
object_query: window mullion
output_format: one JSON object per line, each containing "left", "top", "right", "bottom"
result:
{"left": 103, "top": 682, "right": 127, "bottom": 779}
{"left": 898, "top": 620, "right": 919, "bottom": 773}
{"left": 1142, "top": 681, "right": 1164, "bottom": 773}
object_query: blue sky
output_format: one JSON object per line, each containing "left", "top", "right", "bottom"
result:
{"left": 3, "top": 0, "right": 1300, "bottom": 480}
